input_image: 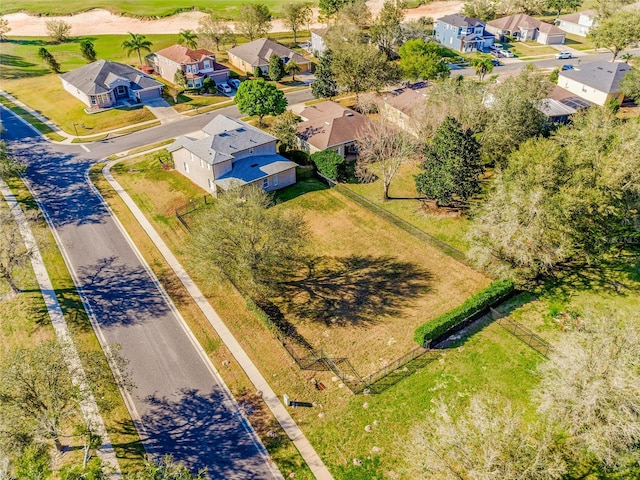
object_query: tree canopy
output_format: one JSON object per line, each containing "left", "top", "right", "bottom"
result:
{"left": 311, "top": 149, "right": 345, "bottom": 181}
{"left": 268, "top": 54, "right": 285, "bottom": 81}
{"left": 177, "top": 29, "right": 198, "bottom": 49}
{"left": 588, "top": 8, "right": 640, "bottom": 61}
{"left": 45, "top": 19, "right": 71, "bottom": 43}
{"left": 281, "top": 2, "right": 312, "bottom": 44}
{"left": 197, "top": 14, "right": 234, "bottom": 51}
{"left": 79, "top": 39, "right": 97, "bottom": 63}
{"left": 311, "top": 50, "right": 339, "bottom": 99}
{"left": 398, "top": 39, "right": 450, "bottom": 81}
{"left": 234, "top": 79, "right": 287, "bottom": 124}
{"left": 236, "top": 3, "right": 272, "bottom": 41}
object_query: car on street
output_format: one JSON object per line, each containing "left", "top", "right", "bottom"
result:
{"left": 216, "top": 82, "right": 232, "bottom": 94}
{"left": 561, "top": 64, "right": 574, "bottom": 70}
{"left": 500, "top": 49, "right": 515, "bottom": 58}
{"left": 228, "top": 78, "right": 241, "bottom": 90}
{"left": 491, "top": 50, "right": 503, "bottom": 58}
{"left": 555, "top": 51, "right": 573, "bottom": 59}
{"left": 491, "top": 59, "right": 503, "bottom": 66}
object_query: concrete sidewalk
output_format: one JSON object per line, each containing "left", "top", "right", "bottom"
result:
{"left": 101, "top": 161, "right": 334, "bottom": 480}
{"left": 0, "top": 179, "right": 121, "bottom": 477}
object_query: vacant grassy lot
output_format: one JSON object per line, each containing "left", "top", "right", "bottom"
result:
{"left": 1, "top": 0, "right": 309, "bottom": 18}
{"left": 564, "top": 33, "right": 598, "bottom": 51}
{"left": 104, "top": 152, "right": 543, "bottom": 478}
{"left": 508, "top": 41, "right": 558, "bottom": 57}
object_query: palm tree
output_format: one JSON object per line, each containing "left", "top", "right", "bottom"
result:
{"left": 122, "top": 32, "right": 153, "bottom": 66}
{"left": 285, "top": 59, "right": 302, "bottom": 82}
{"left": 178, "top": 29, "right": 199, "bottom": 49}
{"left": 471, "top": 55, "right": 494, "bottom": 82}
{"left": 620, "top": 53, "right": 635, "bottom": 64}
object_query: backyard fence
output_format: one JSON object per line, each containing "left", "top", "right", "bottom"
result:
{"left": 490, "top": 308, "right": 553, "bottom": 358}
{"left": 175, "top": 194, "right": 213, "bottom": 231}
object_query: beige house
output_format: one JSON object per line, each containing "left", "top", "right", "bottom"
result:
{"left": 147, "top": 45, "right": 230, "bottom": 88}
{"left": 296, "top": 101, "right": 372, "bottom": 157}
{"left": 558, "top": 62, "right": 631, "bottom": 106}
{"left": 487, "top": 14, "right": 566, "bottom": 45}
{"left": 227, "top": 38, "right": 311, "bottom": 75}
{"left": 378, "top": 83, "right": 429, "bottom": 136}
{"left": 168, "top": 115, "right": 297, "bottom": 194}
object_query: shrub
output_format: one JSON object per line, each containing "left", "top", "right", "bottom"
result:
{"left": 283, "top": 149, "right": 310, "bottom": 165}
{"left": 413, "top": 279, "right": 514, "bottom": 346}
{"left": 310, "top": 149, "right": 345, "bottom": 181}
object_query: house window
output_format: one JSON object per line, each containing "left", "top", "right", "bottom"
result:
{"left": 190, "top": 152, "right": 195, "bottom": 162}
{"left": 207, "top": 164, "right": 211, "bottom": 170}
{"left": 273, "top": 175, "right": 278, "bottom": 187}
{"left": 90, "top": 97, "right": 96, "bottom": 104}
{"left": 116, "top": 85, "right": 127, "bottom": 95}
{"left": 203, "top": 60, "right": 211, "bottom": 69}
{"left": 184, "top": 162, "right": 190, "bottom": 173}
{"left": 263, "top": 177, "right": 269, "bottom": 188}
{"left": 200, "top": 159, "right": 205, "bottom": 168}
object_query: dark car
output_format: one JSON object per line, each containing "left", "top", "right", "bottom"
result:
{"left": 491, "top": 59, "right": 502, "bottom": 66}
{"left": 561, "top": 64, "right": 574, "bottom": 71}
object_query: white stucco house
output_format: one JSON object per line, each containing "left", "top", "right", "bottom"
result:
{"left": 557, "top": 61, "right": 632, "bottom": 106}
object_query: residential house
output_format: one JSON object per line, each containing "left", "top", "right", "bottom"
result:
{"left": 168, "top": 115, "right": 297, "bottom": 194}
{"left": 310, "top": 28, "right": 329, "bottom": 56}
{"left": 227, "top": 38, "right": 311, "bottom": 75}
{"left": 146, "top": 45, "right": 230, "bottom": 88}
{"left": 537, "top": 85, "right": 593, "bottom": 124}
{"left": 434, "top": 14, "right": 495, "bottom": 53}
{"left": 557, "top": 61, "right": 631, "bottom": 106}
{"left": 556, "top": 10, "right": 597, "bottom": 37}
{"left": 486, "top": 14, "right": 566, "bottom": 45}
{"left": 296, "top": 101, "right": 372, "bottom": 157}
{"left": 60, "top": 60, "right": 163, "bottom": 111}
{"left": 379, "top": 82, "right": 430, "bottom": 136}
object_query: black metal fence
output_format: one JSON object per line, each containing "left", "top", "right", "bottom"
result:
{"left": 175, "top": 195, "right": 213, "bottom": 231}
{"left": 491, "top": 308, "right": 552, "bottom": 358}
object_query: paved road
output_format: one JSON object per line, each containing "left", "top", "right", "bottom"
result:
{"left": 0, "top": 102, "right": 296, "bottom": 477}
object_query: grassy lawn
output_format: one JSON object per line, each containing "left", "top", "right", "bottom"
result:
{"left": 564, "top": 33, "right": 598, "bottom": 51}
{"left": 507, "top": 41, "right": 559, "bottom": 57}
{"left": 0, "top": 178, "right": 145, "bottom": 473}
{"left": 342, "top": 162, "right": 473, "bottom": 253}
{"left": 1, "top": 0, "right": 310, "bottom": 18}
{"left": 0, "top": 95, "right": 66, "bottom": 141}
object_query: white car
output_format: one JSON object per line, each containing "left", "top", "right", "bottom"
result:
{"left": 555, "top": 51, "right": 573, "bottom": 59}
{"left": 500, "top": 49, "right": 515, "bottom": 58}
{"left": 228, "top": 78, "right": 241, "bottom": 89}
{"left": 216, "top": 82, "right": 232, "bottom": 94}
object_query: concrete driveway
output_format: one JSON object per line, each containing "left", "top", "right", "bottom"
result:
{"left": 144, "top": 98, "right": 182, "bottom": 124}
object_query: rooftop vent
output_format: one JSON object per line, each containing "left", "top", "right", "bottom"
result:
{"left": 345, "top": 112, "right": 354, "bottom": 117}
{"left": 250, "top": 163, "right": 259, "bottom": 168}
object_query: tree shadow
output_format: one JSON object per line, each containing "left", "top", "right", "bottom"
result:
{"left": 76, "top": 256, "right": 171, "bottom": 327}
{"left": 0, "top": 54, "right": 51, "bottom": 80}
{"left": 141, "top": 388, "right": 277, "bottom": 478}
{"left": 282, "top": 254, "right": 431, "bottom": 327}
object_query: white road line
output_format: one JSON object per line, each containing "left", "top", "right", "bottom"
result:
{"left": 80, "top": 144, "right": 91, "bottom": 152}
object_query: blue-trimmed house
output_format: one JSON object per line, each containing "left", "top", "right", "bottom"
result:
{"left": 434, "top": 14, "right": 494, "bottom": 53}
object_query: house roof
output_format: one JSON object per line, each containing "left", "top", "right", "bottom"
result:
{"left": 556, "top": 10, "right": 596, "bottom": 25}
{"left": 437, "top": 14, "right": 485, "bottom": 28}
{"left": 297, "top": 101, "right": 372, "bottom": 150}
{"left": 155, "top": 44, "right": 216, "bottom": 64}
{"left": 215, "top": 155, "right": 297, "bottom": 190}
{"left": 488, "top": 14, "right": 565, "bottom": 36}
{"left": 59, "top": 60, "right": 163, "bottom": 95}
{"left": 167, "top": 115, "right": 278, "bottom": 165}
{"left": 559, "top": 61, "right": 632, "bottom": 94}
{"left": 381, "top": 84, "right": 429, "bottom": 116}
{"left": 227, "top": 38, "right": 309, "bottom": 67}
{"left": 311, "top": 27, "right": 329, "bottom": 37}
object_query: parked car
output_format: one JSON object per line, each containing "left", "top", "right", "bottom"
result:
{"left": 555, "top": 51, "right": 573, "bottom": 59}
{"left": 491, "top": 50, "right": 503, "bottom": 58}
{"left": 500, "top": 49, "right": 515, "bottom": 58}
{"left": 491, "top": 59, "right": 503, "bottom": 66}
{"left": 561, "top": 64, "right": 574, "bottom": 71}
{"left": 228, "top": 78, "right": 241, "bottom": 89}
{"left": 216, "top": 82, "right": 232, "bottom": 94}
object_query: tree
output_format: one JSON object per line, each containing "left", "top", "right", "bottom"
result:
{"left": 331, "top": 41, "right": 401, "bottom": 104}
{"left": 189, "top": 185, "right": 307, "bottom": 298}
{"left": 174, "top": 69, "right": 187, "bottom": 89}
{"left": 234, "top": 79, "right": 287, "bottom": 125}
{"left": 269, "top": 110, "right": 301, "bottom": 151}
{"left": 370, "top": 0, "right": 406, "bottom": 58}
{"left": 546, "top": 0, "right": 583, "bottom": 17}
{"left": 282, "top": 2, "right": 312, "bottom": 44}
{"left": 37, "top": 47, "right": 61, "bottom": 73}
{"left": 0, "top": 141, "right": 25, "bottom": 179}
{"left": 311, "top": 50, "right": 338, "bottom": 99}
{"left": 356, "top": 120, "right": 415, "bottom": 200}
{"left": 0, "top": 208, "right": 32, "bottom": 299}
{"left": 198, "top": 14, "right": 234, "bottom": 51}
{"left": 126, "top": 456, "right": 207, "bottom": 480}
{"left": 462, "top": 0, "right": 498, "bottom": 21}
{"left": 620, "top": 64, "right": 640, "bottom": 102}
{"left": 0, "top": 17, "right": 11, "bottom": 41}
{"left": 415, "top": 117, "right": 483, "bottom": 207}
{"left": 401, "top": 17, "right": 435, "bottom": 41}
{"left": 471, "top": 54, "right": 494, "bottom": 81}
{"left": 398, "top": 39, "right": 450, "bottom": 81}
{"left": 405, "top": 395, "right": 565, "bottom": 480}
{"left": 588, "top": 8, "right": 640, "bottom": 61}
{"left": 177, "top": 29, "right": 198, "bottom": 49}
{"left": 268, "top": 54, "right": 285, "bottom": 81}
{"left": 45, "top": 19, "right": 71, "bottom": 43}
{"left": 319, "top": 0, "right": 353, "bottom": 17}
{"left": 253, "top": 65, "right": 264, "bottom": 78}
{"left": 480, "top": 65, "right": 550, "bottom": 165}
{"left": 311, "top": 150, "right": 345, "bottom": 181}
{"left": 121, "top": 32, "right": 153, "bottom": 66}
{"left": 236, "top": 3, "right": 272, "bottom": 41}
{"left": 79, "top": 39, "right": 97, "bottom": 63}
{"left": 536, "top": 314, "right": 640, "bottom": 473}
{"left": 285, "top": 59, "right": 301, "bottom": 81}
{"left": 336, "top": 0, "right": 372, "bottom": 29}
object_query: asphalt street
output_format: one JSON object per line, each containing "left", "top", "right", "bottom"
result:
{"left": 0, "top": 102, "right": 297, "bottom": 477}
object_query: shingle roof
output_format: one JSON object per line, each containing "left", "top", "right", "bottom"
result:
{"left": 297, "top": 101, "right": 372, "bottom": 150}
{"left": 487, "top": 14, "right": 565, "bottom": 36}
{"left": 437, "top": 14, "right": 485, "bottom": 28}
{"left": 59, "top": 60, "right": 162, "bottom": 95}
{"left": 227, "top": 38, "right": 309, "bottom": 67}
{"left": 215, "top": 155, "right": 297, "bottom": 190}
{"left": 381, "top": 86, "right": 429, "bottom": 116}
{"left": 311, "top": 27, "right": 329, "bottom": 37}
{"left": 556, "top": 10, "right": 596, "bottom": 25}
{"left": 155, "top": 45, "right": 216, "bottom": 64}
{"left": 559, "top": 61, "right": 631, "bottom": 94}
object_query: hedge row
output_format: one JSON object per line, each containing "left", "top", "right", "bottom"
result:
{"left": 413, "top": 279, "right": 515, "bottom": 346}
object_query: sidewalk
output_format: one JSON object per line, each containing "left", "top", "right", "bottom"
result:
{"left": 101, "top": 161, "right": 334, "bottom": 480}
{"left": 0, "top": 179, "right": 121, "bottom": 477}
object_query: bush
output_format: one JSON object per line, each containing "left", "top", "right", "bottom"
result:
{"left": 413, "top": 279, "right": 515, "bottom": 346}
{"left": 310, "top": 149, "right": 345, "bottom": 181}
{"left": 283, "top": 149, "right": 310, "bottom": 165}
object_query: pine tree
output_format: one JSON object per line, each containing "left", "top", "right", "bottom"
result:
{"left": 311, "top": 50, "right": 338, "bottom": 99}
{"left": 79, "top": 39, "right": 97, "bottom": 63}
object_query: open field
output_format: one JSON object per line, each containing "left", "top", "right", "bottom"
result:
{"left": 0, "top": 178, "right": 145, "bottom": 473}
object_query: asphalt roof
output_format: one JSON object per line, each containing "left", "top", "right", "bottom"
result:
{"left": 437, "top": 14, "right": 485, "bottom": 28}
{"left": 215, "top": 155, "right": 297, "bottom": 190}
{"left": 559, "top": 61, "right": 631, "bottom": 94}
{"left": 227, "top": 38, "right": 309, "bottom": 67}
{"left": 59, "top": 60, "right": 162, "bottom": 95}
{"left": 297, "top": 101, "right": 372, "bottom": 150}
{"left": 487, "top": 14, "right": 565, "bottom": 36}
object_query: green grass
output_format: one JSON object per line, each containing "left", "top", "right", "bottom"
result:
{"left": 1, "top": 0, "right": 310, "bottom": 18}
{"left": 564, "top": 33, "right": 598, "bottom": 51}
{"left": 505, "top": 41, "right": 559, "bottom": 57}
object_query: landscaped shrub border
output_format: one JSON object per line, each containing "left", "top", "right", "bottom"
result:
{"left": 414, "top": 279, "right": 515, "bottom": 347}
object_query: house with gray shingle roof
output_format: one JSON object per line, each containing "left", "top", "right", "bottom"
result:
{"left": 434, "top": 14, "right": 494, "bottom": 53}
{"left": 487, "top": 14, "right": 565, "bottom": 45}
{"left": 557, "top": 61, "right": 631, "bottom": 106}
{"left": 227, "top": 38, "right": 311, "bottom": 75}
{"left": 168, "top": 115, "right": 297, "bottom": 194}
{"left": 60, "top": 60, "right": 163, "bottom": 111}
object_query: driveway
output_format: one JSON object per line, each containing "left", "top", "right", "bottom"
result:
{"left": 144, "top": 98, "right": 182, "bottom": 124}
